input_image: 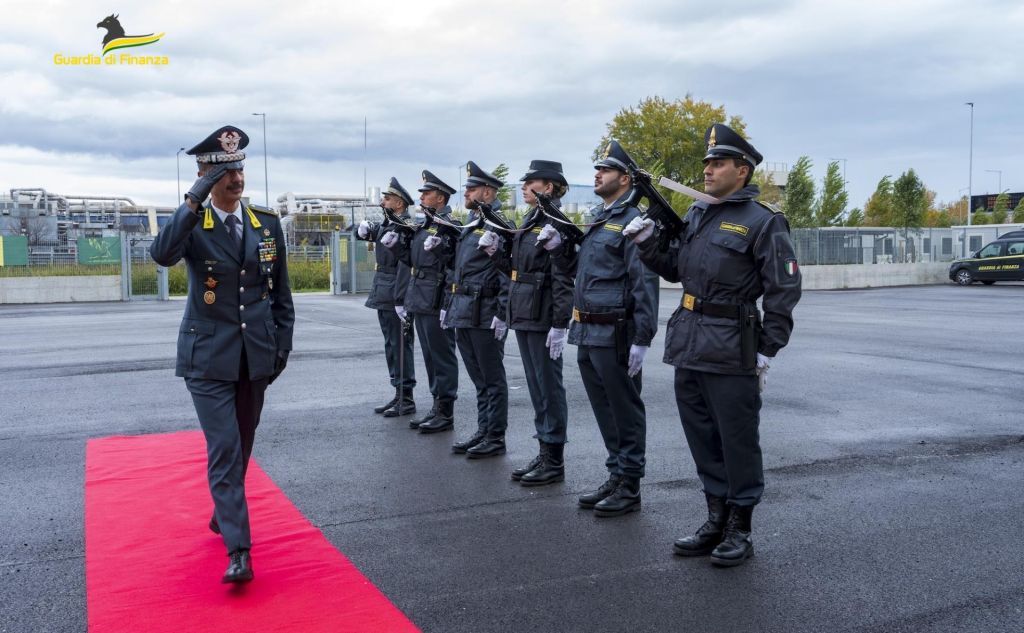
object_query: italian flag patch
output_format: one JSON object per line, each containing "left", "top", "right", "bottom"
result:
{"left": 785, "top": 259, "right": 799, "bottom": 276}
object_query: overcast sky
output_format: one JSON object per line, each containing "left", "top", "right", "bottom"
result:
{"left": 1, "top": 0, "right": 1021, "bottom": 211}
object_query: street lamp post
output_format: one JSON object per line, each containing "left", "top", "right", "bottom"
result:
{"left": 175, "top": 147, "right": 185, "bottom": 202}
{"left": 985, "top": 169, "right": 1002, "bottom": 194}
{"left": 965, "top": 102, "right": 974, "bottom": 231}
{"left": 251, "top": 113, "right": 269, "bottom": 207}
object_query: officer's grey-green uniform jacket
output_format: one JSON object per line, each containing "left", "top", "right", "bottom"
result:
{"left": 150, "top": 202, "right": 295, "bottom": 381}
{"left": 355, "top": 216, "right": 413, "bottom": 310}
{"left": 388, "top": 206, "right": 459, "bottom": 316}
{"left": 637, "top": 184, "right": 801, "bottom": 375}
{"left": 553, "top": 191, "right": 659, "bottom": 348}
{"left": 487, "top": 205, "right": 573, "bottom": 333}
{"left": 442, "top": 210, "right": 511, "bottom": 329}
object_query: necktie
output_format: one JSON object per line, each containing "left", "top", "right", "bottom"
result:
{"left": 225, "top": 214, "right": 242, "bottom": 253}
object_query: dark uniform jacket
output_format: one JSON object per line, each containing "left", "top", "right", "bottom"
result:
{"left": 151, "top": 202, "right": 295, "bottom": 381}
{"left": 554, "top": 191, "right": 659, "bottom": 348}
{"left": 442, "top": 209, "right": 511, "bottom": 330}
{"left": 357, "top": 215, "right": 413, "bottom": 311}
{"left": 637, "top": 184, "right": 801, "bottom": 375}
{"left": 389, "top": 206, "right": 459, "bottom": 316}
{"left": 488, "top": 205, "right": 573, "bottom": 333}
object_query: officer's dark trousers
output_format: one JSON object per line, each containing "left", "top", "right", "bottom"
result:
{"left": 414, "top": 312, "right": 458, "bottom": 403}
{"left": 185, "top": 350, "right": 268, "bottom": 553}
{"left": 674, "top": 368, "right": 763, "bottom": 506}
{"left": 577, "top": 345, "right": 645, "bottom": 478}
{"left": 515, "top": 330, "right": 567, "bottom": 444}
{"left": 378, "top": 309, "right": 415, "bottom": 389}
{"left": 456, "top": 327, "right": 508, "bottom": 436}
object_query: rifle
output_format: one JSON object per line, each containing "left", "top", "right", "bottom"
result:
{"left": 380, "top": 203, "right": 417, "bottom": 235}
{"left": 531, "top": 190, "right": 585, "bottom": 245}
{"left": 471, "top": 199, "right": 517, "bottom": 234}
{"left": 420, "top": 205, "right": 462, "bottom": 240}
{"left": 624, "top": 166, "right": 688, "bottom": 251}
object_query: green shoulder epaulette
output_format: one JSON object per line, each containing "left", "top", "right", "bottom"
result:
{"left": 755, "top": 200, "right": 783, "bottom": 215}
{"left": 247, "top": 204, "right": 279, "bottom": 216}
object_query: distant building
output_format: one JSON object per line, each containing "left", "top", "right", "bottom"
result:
{"left": 971, "top": 192, "right": 1023, "bottom": 213}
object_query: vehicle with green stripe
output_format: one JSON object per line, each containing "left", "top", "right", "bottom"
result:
{"left": 949, "top": 234, "right": 1024, "bottom": 285}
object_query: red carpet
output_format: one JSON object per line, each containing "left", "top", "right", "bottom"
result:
{"left": 85, "top": 431, "right": 419, "bottom": 632}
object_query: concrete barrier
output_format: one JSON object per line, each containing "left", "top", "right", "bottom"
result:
{"left": 659, "top": 263, "right": 951, "bottom": 291}
{"left": 0, "top": 275, "right": 123, "bottom": 303}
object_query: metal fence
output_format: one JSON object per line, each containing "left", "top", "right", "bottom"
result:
{"left": 791, "top": 225, "right": 1024, "bottom": 265}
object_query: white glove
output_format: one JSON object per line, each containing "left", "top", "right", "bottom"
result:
{"left": 623, "top": 216, "right": 655, "bottom": 243}
{"left": 424, "top": 235, "right": 442, "bottom": 251}
{"left": 537, "top": 225, "right": 562, "bottom": 251}
{"left": 395, "top": 305, "right": 408, "bottom": 321}
{"left": 380, "top": 231, "right": 398, "bottom": 248}
{"left": 545, "top": 327, "right": 567, "bottom": 360}
{"left": 478, "top": 230, "right": 503, "bottom": 256}
{"left": 627, "top": 344, "right": 648, "bottom": 378}
{"left": 756, "top": 353, "right": 771, "bottom": 393}
{"left": 357, "top": 220, "right": 370, "bottom": 239}
{"left": 491, "top": 316, "right": 508, "bottom": 340}
{"left": 439, "top": 309, "right": 449, "bottom": 329}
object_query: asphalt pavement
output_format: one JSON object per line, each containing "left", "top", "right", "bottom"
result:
{"left": 1, "top": 283, "right": 1022, "bottom": 633}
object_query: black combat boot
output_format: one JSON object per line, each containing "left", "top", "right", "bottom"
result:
{"left": 374, "top": 387, "right": 400, "bottom": 414}
{"left": 410, "top": 398, "right": 438, "bottom": 429}
{"left": 673, "top": 493, "right": 728, "bottom": 556}
{"left": 593, "top": 476, "right": 641, "bottom": 517}
{"left": 419, "top": 400, "right": 454, "bottom": 434}
{"left": 383, "top": 387, "right": 416, "bottom": 417}
{"left": 710, "top": 505, "right": 754, "bottom": 567}
{"left": 520, "top": 442, "right": 565, "bottom": 487}
{"left": 578, "top": 474, "right": 621, "bottom": 509}
{"left": 221, "top": 549, "right": 253, "bottom": 584}
{"left": 466, "top": 434, "right": 506, "bottom": 459}
{"left": 452, "top": 429, "right": 486, "bottom": 453}
{"left": 511, "top": 442, "right": 543, "bottom": 481}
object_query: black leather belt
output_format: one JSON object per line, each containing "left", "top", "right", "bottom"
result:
{"left": 374, "top": 263, "right": 397, "bottom": 274}
{"left": 572, "top": 308, "right": 622, "bottom": 324}
{"left": 681, "top": 293, "right": 745, "bottom": 319}
{"left": 412, "top": 267, "right": 439, "bottom": 281}
{"left": 511, "top": 270, "right": 549, "bottom": 285}
{"left": 451, "top": 283, "right": 499, "bottom": 297}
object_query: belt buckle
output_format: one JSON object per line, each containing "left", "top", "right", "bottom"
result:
{"left": 572, "top": 307, "right": 581, "bottom": 322}
{"left": 511, "top": 270, "right": 518, "bottom": 282}
{"left": 374, "top": 263, "right": 379, "bottom": 272}
{"left": 683, "top": 293, "right": 696, "bottom": 311}
{"left": 451, "top": 283, "right": 457, "bottom": 293}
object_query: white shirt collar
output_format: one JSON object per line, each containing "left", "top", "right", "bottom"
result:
{"left": 211, "top": 201, "right": 241, "bottom": 225}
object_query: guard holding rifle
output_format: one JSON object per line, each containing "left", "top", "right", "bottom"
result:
{"left": 479, "top": 160, "right": 574, "bottom": 486}
{"left": 443, "top": 161, "right": 511, "bottom": 458}
{"left": 356, "top": 178, "right": 417, "bottom": 418}
{"left": 384, "top": 171, "right": 461, "bottom": 433}
{"left": 623, "top": 123, "right": 801, "bottom": 566}
{"left": 540, "top": 141, "right": 659, "bottom": 516}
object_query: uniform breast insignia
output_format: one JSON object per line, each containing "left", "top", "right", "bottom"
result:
{"left": 204, "top": 276, "right": 218, "bottom": 289}
{"left": 531, "top": 227, "right": 543, "bottom": 234}
{"left": 720, "top": 222, "right": 749, "bottom": 236}
{"left": 473, "top": 229, "right": 485, "bottom": 236}
{"left": 203, "top": 290, "right": 216, "bottom": 305}
{"left": 258, "top": 237, "right": 277, "bottom": 263}
{"left": 604, "top": 223, "right": 623, "bottom": 233}
{"left": 263, "top": 228, "right": 271, "bottom": 237}
{"left": 427, "top": 227, "right": 438, "bottom": 235}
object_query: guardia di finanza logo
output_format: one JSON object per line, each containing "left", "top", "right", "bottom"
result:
{"left": 53, "top": 13, "right": 168, "bottom": 66}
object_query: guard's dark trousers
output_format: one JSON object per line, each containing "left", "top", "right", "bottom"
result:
{"left": 377, "top": 309, "right": 415, "bottom": 389}
{"left": 456, "top": 328, "right": 508, "bottom": 436}
{"left": 577, "top": 345, "right": 646, "bottom": 479}
{"left": 414, "top": 312, "right": 458, "bottom": 404}
{"left": 674, "top": 368, "right": 764, "bottom": 506}
{"left": 515, "top": 330, "right": 567, "bottom": 444}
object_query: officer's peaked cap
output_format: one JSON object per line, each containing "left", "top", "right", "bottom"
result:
{"left": 464, "top": 161, "right": 504, "bottom": 189}
{"left": 418, "top": 170, "right": 457, "bottom": 196}
{"left": 593, "top": 140, "right": 638, "bottom": 173}
{"left": 187, "top": 125, "right": 249, "bottom": 168}
{"left": 383, "top": 177, "right": 414, "bottom": 206}
{"left": 703, "top": 123, "right": 762, "bottom": 169}
{"left": 519, "top": 160, "right": 567, "bottom": 186}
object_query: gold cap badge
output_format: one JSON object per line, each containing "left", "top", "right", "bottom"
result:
{"left": 708, "top": 127, "right": 717, "bottom": 148}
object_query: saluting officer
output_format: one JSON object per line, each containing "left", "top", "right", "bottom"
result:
{"left": 540, "top": 141, "right": 659, "bottom": 516}
{"left": 480, "top": 160, "right": 572, "bottom": 486}
{"left": 383, "top": 171, "right": 461, "bottom": 433}
{"left": 624, "top": 124, "right": 801, "bottom": 566}
{"left": 443, "top": 161, "right": 511, "bottom": 458}
{"left": 357, "top": 178, "right": 417, "bottom": 418}
{"left": 150, "top": 125, "right": 294, "bottom": 583}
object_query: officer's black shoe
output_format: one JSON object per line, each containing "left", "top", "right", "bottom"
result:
{"left": 221, "top": 549, "right": 253, "bottom": 584}
{"left": 374, "top": 387, "right": 400, "bottom": 414}
{"left": 578, "top": 474, "right": 621, "bottom": 509}
{"left": 410, "top": 398, "right": 438, "bottom": 429}
{"left": 673, "top": 493, "right": 728, "bottom": 556}
{"left": 420, "top": 400, "right": 454, "bottom": 434}
{"left": 511, "top": 445, "right": 543, "bottom": 482}
{"left": 520, "top": 442, "right": 565, "bottom": 487}
{"left": 593, "top": 476, "right": 641, "bottom": 517}
{"left": 383, "top": 387, "right": 416, "bottom": 417}
{"left": 451, "top": 429, "right": 486, "bottom": 453}
{"left": 710, "top": 505, "right": 754, "bottom": 567}
{"left": 209, "top": 514, "right": 220, "bottom": 535}
{"left": 466, "top": 435, "right": 506, "bottom": 459}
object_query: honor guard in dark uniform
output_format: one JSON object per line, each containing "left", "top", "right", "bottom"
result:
{"left": 539, "top": 141, "right": 659, "bottom": 516}
{"left": 383, "top": 170, "right": 461, "bottom": 433}
{"left": 480, "top": 160, "right": 572, "bottom": 486}
{"left": 356, "top": 178, "right": 417, "bottom": 418}
{"left": 624, "top": 124, "right": 801, "bottom": 566}
{"left": 150, "top": 125, "right": 295, "bottom": 583}
{"left": 442, "top": 161, "right": 511, "bottom": 458}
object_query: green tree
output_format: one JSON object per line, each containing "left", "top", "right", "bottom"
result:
{"left": 814, "top": 161, "right": 848, "bottom": 226}
{"left": 844, "top": 208, "right": 864, "bottom": 226}
{"left": 972, "top": 210, "right": 990, "bottom": 225}
{"left": 991, "top": 191, "right": 1009, "bottom": 223}
{"left": 596, "top": 95, "right": 746, "bottom": 188}
{"left": 751, "top": 168, "right": 783, "bottom": 207}
{"left": 492, "top": 163, "right": 512, "bottom": 207}
{"left": 892, "top": 169, "right": 927, "bottom": 231}
{"left": 1013, "top": 197, "right": 1024, "bottom": 223}
{"left": 863, "top": 176, "right": 895, "bottom": 226}
{"left": 783, "top": 156, "right": 815, "bottom": 228}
